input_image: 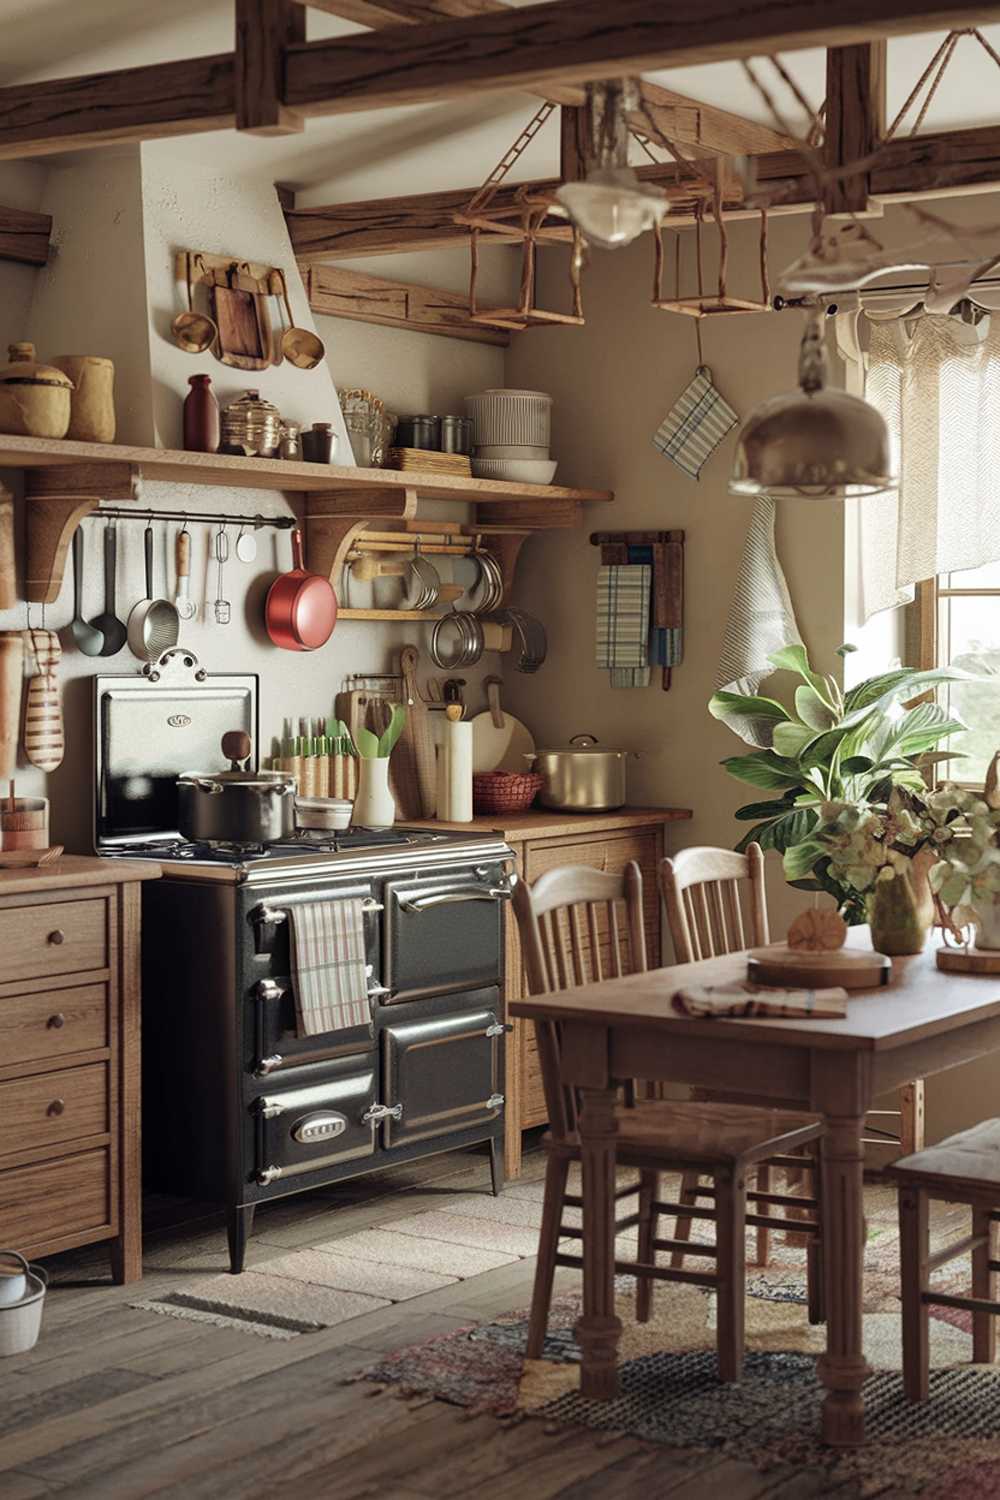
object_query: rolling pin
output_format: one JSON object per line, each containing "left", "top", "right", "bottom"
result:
{"left": 0, "top": 633, "right": 23, "bottom": 780}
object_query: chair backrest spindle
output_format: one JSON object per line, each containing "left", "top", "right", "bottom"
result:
{"left": 661, "top": 844, "right": 769, "bottom": 963}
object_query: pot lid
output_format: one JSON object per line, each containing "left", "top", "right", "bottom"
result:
{"left": 222, "top": 389, "right": 281, "bottom": 419}
{"left": 0, "top": 342, "right": 73, "bottom": 389}
{"left": 536, "top": 738, "right": 624, "bottom": 757}
{"left": 179, "top": 769, "right": 294, "bottom": 788}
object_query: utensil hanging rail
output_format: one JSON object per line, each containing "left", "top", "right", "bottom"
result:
{"left": 93, "top": 507, "right": 296, "bottom": 529}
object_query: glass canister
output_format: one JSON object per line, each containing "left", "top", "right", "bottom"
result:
{"left": 440, "top": 416, "right": 473, "bottom": 455}
{"left": 279, "top": 421, "right": 302, "bottom": 460}
{"left": 339, "top": 388, "right": 389, "bottom": 467}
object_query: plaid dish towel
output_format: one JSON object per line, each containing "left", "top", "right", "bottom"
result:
{"left": 288, "top": 899, "right": 372, "bottom": 1038}
{"left": 652, "top": 365, "right": 738, "bottom": 479}
{"left": 673, "top": 983, "right": 848, "bottom": 1020}
{"left": 596, "top": 565, "right": 651, "bottom": 680}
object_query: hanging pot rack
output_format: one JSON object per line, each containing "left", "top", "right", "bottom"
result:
{"left": 90, "top": 506, "right": 296, "bottom": 529}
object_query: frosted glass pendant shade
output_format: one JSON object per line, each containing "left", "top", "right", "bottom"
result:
{"left": 556, "top": 167, "right": 667, "bottom": 251}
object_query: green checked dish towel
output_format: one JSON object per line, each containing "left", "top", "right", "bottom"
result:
{"left": 596, "top": 564, "right": 651, "bottom": 687}
{"left": 652, "top": 364, "right": 739, "bottom": 479}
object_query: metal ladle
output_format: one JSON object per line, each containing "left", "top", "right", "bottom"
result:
{"left": 272, "top": 269, "right": 325, "bottom": 370}
{"left": 171, "top": 252, "right": 218, "bottom": 355}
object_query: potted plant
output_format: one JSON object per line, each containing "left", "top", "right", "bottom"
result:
{"left": 708, "top": 643, "right": 968, "bottom": 923}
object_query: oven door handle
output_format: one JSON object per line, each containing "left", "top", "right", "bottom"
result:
{"left": 398, "top": 886, "right": 512, "bottom": 914}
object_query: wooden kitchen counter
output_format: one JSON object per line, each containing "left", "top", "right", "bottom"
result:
{"left": 0, "top": 855, "right": 160, "bottom": 1284}
{"left": 410, "top": 806, "right": 692, "bottom": 1176}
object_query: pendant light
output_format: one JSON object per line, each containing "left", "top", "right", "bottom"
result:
{"left": 730, "top": 311, "right": 896, "bottom": 498}
{"left": 555, "top": 80, "right": 667, "bottom": 251}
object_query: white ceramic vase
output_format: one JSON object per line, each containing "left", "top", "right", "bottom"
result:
{"left": 974, "top": 894, "right": 1000, "bottom": 950}
{"left": 353, "top": 756, "right": 395, "bottom": 829}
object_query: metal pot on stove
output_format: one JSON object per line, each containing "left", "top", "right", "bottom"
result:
{"left": 177, "top": 731, "right": 297, "bottom": 844}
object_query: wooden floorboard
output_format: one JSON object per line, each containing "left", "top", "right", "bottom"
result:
{"left": 2, "top": 1140, "right": 857, "bottom": 1499}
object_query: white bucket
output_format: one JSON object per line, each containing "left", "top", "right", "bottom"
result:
{"left": 0, "top": 1251, "right": 47, "bottom": 1356}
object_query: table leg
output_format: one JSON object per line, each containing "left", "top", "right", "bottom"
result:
{"left": 817, "top": 1108, "right": 868, "bottom": 1446}
{"left": 576, "top": 1084, "right": 621, "bottom": 1399}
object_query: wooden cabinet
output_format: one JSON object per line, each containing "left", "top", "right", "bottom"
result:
{"left": 411, "top": 808, "right": 691, "bottom": 1176}
{"left": 0, "top": 859, "right": 158, "bottom": 1281}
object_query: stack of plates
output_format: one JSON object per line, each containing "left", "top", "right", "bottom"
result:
{"left": 466, "top": 389, "right": 557, "bottom": 485}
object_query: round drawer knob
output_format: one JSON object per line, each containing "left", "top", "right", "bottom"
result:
{"left": 47, "top": 1099, "right": 65, "bottom": 1117}
{"left": 46, "top": 1013, "right": 65, "bottom": 1030}
{"left": 47, "top": 930, "right": 65, "bottom": 946}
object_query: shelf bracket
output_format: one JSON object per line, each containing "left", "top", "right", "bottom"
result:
{"left": 306, "top": 486, "right": 418, "bottom": 521}
{"left": 25, "top": 462, "right": 140, "bottom": 604}
{"left": 306, "top": 514, "right": 369, "bottom": 591}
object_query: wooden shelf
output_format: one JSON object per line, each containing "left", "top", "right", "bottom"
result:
{"left": 0, "top": 435, "right": 613, "bottom": 605}
{"left": 0, "top": 434, "right": 611, "bottom": 506}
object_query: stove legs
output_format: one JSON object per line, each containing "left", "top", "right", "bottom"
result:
{"left": 227, "top": 1204, "right": 255, "bottom": 1273}
{"left": 489, "top": 1136, "right": 504, "bottom": 1196}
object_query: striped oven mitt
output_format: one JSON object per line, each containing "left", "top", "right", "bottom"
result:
{"left": 652, "top": 364, "right": 738, "bottom": 479}
{"left": 23, "top": 629, "right": 64, "bottom": 772}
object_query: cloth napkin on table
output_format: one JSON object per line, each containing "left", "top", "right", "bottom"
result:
{"left": 596, "top": 563, "right": 651, "bottom": 688}
{"left": 715, "top": 494, "right": 803, "bottom": 747}
{"left": 652, "top": 365, "right": 739, "bottom": 479}
{"left": 673, "top": 983, "right": 849, "bottom": 1020}
{"left": 288, "top": 898, "right": 372, "bottom": 1038}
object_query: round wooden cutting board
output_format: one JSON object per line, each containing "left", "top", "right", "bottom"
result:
{"left": 747, "top": 944, "right": 892, "bottom": 990}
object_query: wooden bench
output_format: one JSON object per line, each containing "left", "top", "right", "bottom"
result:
{"left": 887, "top": 1119, "right": 1000, "bottom": 1401}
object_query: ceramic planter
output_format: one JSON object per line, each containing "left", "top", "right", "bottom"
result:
{"left": 868, "top": 867, "right": 929, "bottom": 956}
{"left": 353, "top": 757, "right": 395, "bottom": 829}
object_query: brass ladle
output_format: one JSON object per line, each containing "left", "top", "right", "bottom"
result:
{"left": 272, "top": 268, "right": 325, "bottom": 370}
{"left": 171, "top": 252, "right": 218, "bottom": 355}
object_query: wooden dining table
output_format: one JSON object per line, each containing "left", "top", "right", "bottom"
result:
{"left": 510, "top": 930, "right": 1000, "bottom": 1447}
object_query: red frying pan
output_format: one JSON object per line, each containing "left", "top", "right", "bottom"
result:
{"left": 265, "top": 528, "right": 338, "bottom": 651}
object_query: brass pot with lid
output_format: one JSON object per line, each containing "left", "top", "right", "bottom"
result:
{"left": 0, "top": 343, "right": 73, "bottom": 439}
{"left": 219, "top": 389, "right": 283, "bottom": 457}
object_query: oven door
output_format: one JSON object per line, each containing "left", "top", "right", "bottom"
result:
{"left": 252, "top": 1056, "right": 378, "bottom": 1187}
{"left": 382, "top": 870, "right": 509, "bottom": 1002}
{"left": 379, "top": 988, "right": 505, "bottom": 1149}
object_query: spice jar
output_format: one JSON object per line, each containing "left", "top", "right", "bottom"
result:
{"left": 301, "top": 422, "right": 335, "bottom": 464}
{"left": 279, "top": 421, "right": 302, "bottom": 460}
{"left": 219, "top": 389, "right": 282, "bottom": 457}
{"left": 0, "top": 343, "right": 73, "bottom": 439}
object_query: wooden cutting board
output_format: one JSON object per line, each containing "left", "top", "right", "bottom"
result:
{"left": 747, "top": 944, "right": 891, "bottom": 990}
{"left": 0, "top": 632, "right": 23, "bottom": 781}
{"left": 397, "top": 646, "right": 436, "bottom": 818}
{"left": 470, "top": 676, "right": 535, "bottom": 773}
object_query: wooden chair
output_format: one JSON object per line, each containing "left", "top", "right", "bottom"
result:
{"left": 660, "top": 844, "right": 925, "bottom": 1263}
{"left": 513, "top": 861, "right": 825, "bottom": 1382}
{"left": 888, "top": 1120, "right": 1000, "bottom": 1402}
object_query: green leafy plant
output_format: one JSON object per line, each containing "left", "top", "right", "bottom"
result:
{"left": 708, "top": 643, "right": 969, "bottom": 914}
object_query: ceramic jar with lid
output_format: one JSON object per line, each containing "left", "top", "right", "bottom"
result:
{"left": 219, "top": 389, "right": 282, "bottom": 457}
{"left": 0, "top": 343, "right": 73, "bottom": 439}
{"left": 50, "top": 355, "right": 115, "bottom": 442}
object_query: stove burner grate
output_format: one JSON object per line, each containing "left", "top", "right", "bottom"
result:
{"left": 104, "top": 826, "right": 450, "bottom": 865}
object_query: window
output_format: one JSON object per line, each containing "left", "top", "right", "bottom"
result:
{"left": 915, "top": 564, "right": 1000, "bottom": 786}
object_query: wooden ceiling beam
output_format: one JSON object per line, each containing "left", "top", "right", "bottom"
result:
{"left": 824, "top": 43, "right": 887, "bottom": 213}
{"left": 635, "top": 81, "right": 800, "bottom": 159}
{"left": 283, "top": 0, "right": 1000, "bottom": 118}
{"left": 236, "top": 0, "right": 305, "bottom": 134}
{"left": 0, "top": 204, "right": 51, "bottom": 265}
{"left": 289, "top": 0, "right": 585, "bottom": 106}
{"left": 304, "top": 262, "right": 511, "bottom": 343}
{"left": 871, "top": 122, "right": 1000, "bottom": 195}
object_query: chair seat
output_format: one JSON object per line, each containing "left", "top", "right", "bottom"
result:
{"left": 547, "top": 1099, "right": 822, "bottom": 1169}
{"left": 887, "top": 1118, "right": 1000, "bottom": 1198}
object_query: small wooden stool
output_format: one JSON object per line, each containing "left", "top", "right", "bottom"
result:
{"left": 887, "top": 1119, "right": 1000, "bottom": 1402}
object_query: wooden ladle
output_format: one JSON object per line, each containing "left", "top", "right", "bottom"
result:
{"left": 171, "top": 252, "right": 218, "bottom": 355}
{"left": 272, "top": 269, "right": 325, "bottom": 370}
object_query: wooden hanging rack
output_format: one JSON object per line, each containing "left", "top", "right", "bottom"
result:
{"left": 652, "top": 165, "right": 771, "bottom": 318}
{"left": 590, "top": 529, "right": 685, "bottom": 692}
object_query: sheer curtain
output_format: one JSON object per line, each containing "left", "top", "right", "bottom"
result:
{"left": 862, "top": 312, "right": 1000, "bottom": 619}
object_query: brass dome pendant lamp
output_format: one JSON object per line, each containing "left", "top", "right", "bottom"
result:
{"left": 730, "top": 310, "right": 896, "bottom": 498}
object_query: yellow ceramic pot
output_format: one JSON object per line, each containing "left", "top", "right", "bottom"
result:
{"left": 0, "top": 343, "right": 72, "bottom": 439}
{"left": 50, "top": 355, "right": 115, "bottom": 443}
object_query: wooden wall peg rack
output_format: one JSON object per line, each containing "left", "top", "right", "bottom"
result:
{"left": 590, "top": 528, "right": 685, "bottom": 692}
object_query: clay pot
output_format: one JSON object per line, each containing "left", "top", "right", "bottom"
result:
{"left": 50, "top": 356, "right": 115, "bottom": 443}
{"left": 0, "top": 344, "right": 72, "bottom": 439}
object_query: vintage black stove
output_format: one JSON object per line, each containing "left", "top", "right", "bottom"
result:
{"left": 94, "top": 653, "right": 513, "bottom": 1271}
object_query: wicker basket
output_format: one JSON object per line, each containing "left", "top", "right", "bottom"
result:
{"left": 473, "top": 771, "right": 542, "bottom": 815}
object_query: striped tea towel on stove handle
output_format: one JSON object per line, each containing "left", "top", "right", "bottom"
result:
{"left": 288, "top": 898, "right": 372, "bottom": 1038}
{"left": 652, "top": 365, "right": 739, "bottom": 479}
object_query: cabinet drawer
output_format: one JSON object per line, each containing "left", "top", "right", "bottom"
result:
{"left": 0, "top": 899, "right": 107, "bottom": 984}
{"left": 0, "top": 1148, "right": 110, "bottom": 1252}
{"left": 0, "top": 1063, "right": 108, "bottom": 1161}
{"left": 0, "top": 984, "right": 108, "bottom": 1068}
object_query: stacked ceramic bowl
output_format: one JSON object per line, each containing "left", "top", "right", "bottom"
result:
{"left": 466, "top": 389, "right": 557, "bottom": 485}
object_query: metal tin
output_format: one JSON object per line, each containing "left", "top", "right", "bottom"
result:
{"left": 395, "top": 415, "right": 440, "bottom": 451}
{"left": 219, "top": 389, "right": 282, "bottom": 457}
{"left": 279, "top": 421, "right": 302, "bottom": 460}
{"left": 531, "top": 735, "right": 629, "bottom": 812}
{"left": 301, "top": 422, "right": 335, "bottom": 463}
{"left": 440, "top": 415, "right": 473, "bottom": 455}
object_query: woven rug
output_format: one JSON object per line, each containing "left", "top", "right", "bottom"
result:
{"left": 359, "top": 1185, "right": 1000, "bottom": 1497}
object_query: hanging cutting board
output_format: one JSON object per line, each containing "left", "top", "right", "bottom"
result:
{"left": 470, "top": 676, "right": 535, "bottom": 773}
{"left": 23, "top": 629, "right": 64, "bottom": 772}
{"left": 397, "top": 646, "right": 436, "bottom": 818}
{"left": 212, "top": 266, "right": 272, "bottom": 371}
{"left": 0, "top": 633, "right": 23, "bottom": 780}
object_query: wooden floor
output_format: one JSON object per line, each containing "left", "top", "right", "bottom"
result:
{"left": 0, "top": 1144, "right": 869, "bottom": 1500}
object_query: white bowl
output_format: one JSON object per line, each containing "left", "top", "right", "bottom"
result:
{"left": 295, "top": 798, "right": 353, "bottom": 830}
{"left": 475, "top": 444, "right": 549, "bottom": 460}
{"left": 465, "top": 389, "right": 552, "bottom": 449}
{"left": 472, "top": 457, "right": 558, "bottom": 485}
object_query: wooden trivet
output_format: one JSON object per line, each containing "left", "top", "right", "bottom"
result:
{"left": 748, "top": 944, "right": 891, "bottom": 990}
{"left": 936, "top": 946, "right": 1000, "bottom": 974}
{"left": 387, "top": 447, "right": 472, "bottom": 476}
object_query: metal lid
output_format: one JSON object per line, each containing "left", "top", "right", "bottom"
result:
{"left": 179, "top": 770, "right": 294, "bottom": 790}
